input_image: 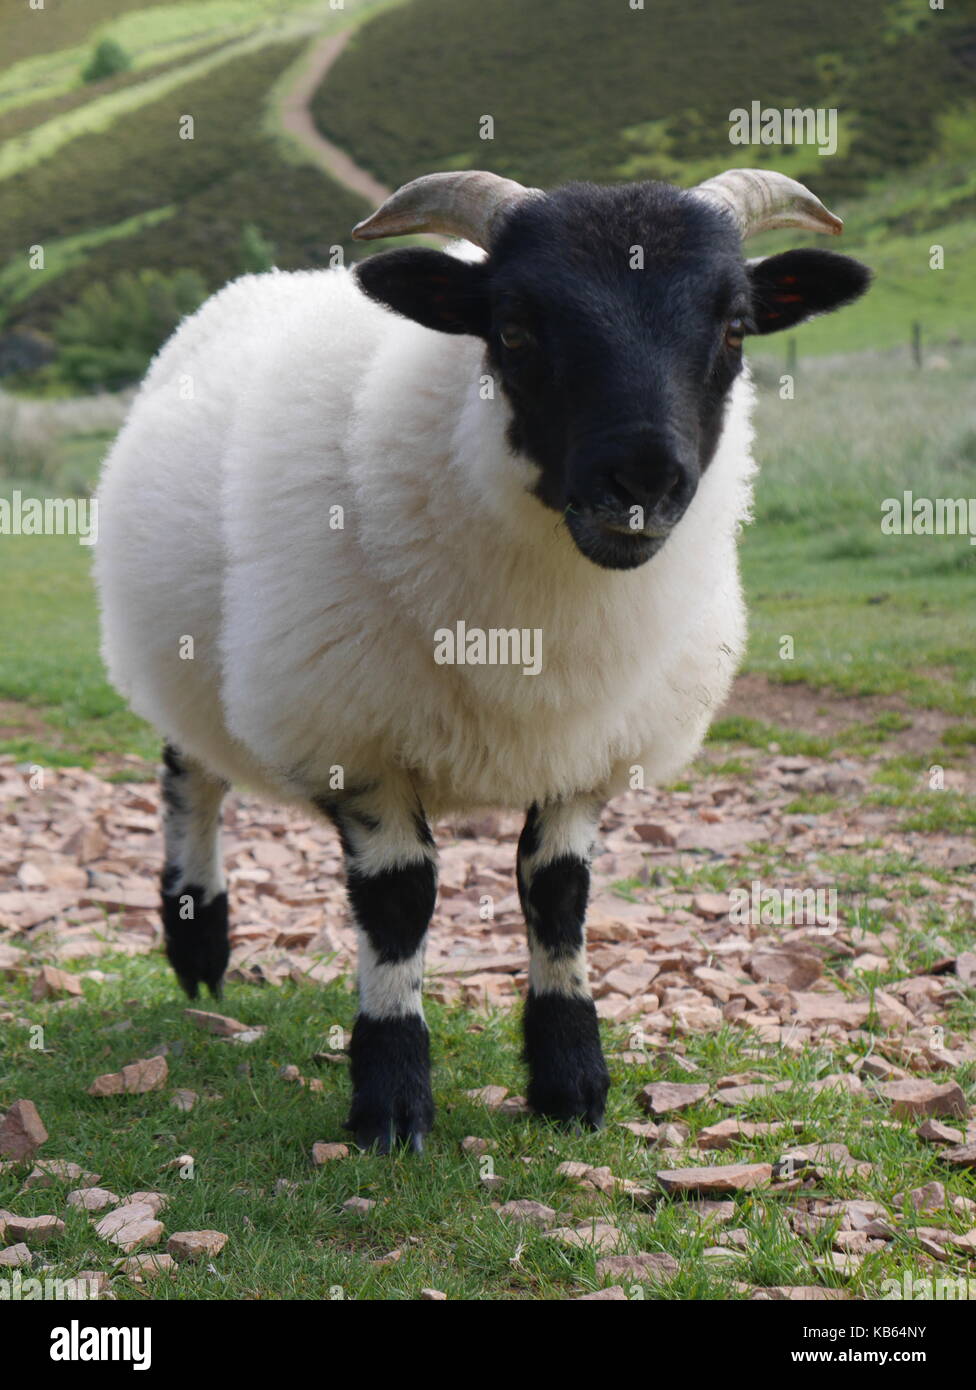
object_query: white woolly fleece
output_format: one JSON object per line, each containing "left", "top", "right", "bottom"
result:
{"left": 95, "top": 261, "right": 757, "bottom": 818}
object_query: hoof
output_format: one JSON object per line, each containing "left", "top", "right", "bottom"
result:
{"left": 346, "top": 1013, "right": 434, "bottom": 1154}
{"left": 161, "top": 883, "right": 229, "bottom": 999}
{"left": 523, "top": 992, "right": 610, "bottom": 1130}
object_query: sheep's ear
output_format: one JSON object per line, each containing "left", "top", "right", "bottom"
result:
{"left": 746, "top": 249, "right": 871, "bottom": 334}
{"left": 354, "top": 248, "right": 491, "bottom": 337}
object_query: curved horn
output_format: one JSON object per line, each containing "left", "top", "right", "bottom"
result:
{"left": 692, "top": 168, "right": 843, "bottom": 238}
{"left": 351, "top": 170, "right": 541, "bottom": 248}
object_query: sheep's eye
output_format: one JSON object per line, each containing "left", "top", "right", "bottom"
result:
{"left": 725, "top": 317, "right": 746, "bottom": 350}
{"left": 499, "top": 322, "right": 529, "bottom": 350}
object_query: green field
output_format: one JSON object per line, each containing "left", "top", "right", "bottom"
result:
{"left": 1, "top": 902, "right": 974, "bottom": 1301}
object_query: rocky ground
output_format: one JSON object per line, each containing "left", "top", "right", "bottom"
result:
{"left": 1, "top": 681, "right": 975, "bottom": 1300}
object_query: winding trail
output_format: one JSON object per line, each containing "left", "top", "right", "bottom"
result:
{"left": 277, "top": 27, "right": 392, "bottom": 207}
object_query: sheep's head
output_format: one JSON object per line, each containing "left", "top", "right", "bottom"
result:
{"left": 353, "top": 170, "right": 870, "bottom": 570}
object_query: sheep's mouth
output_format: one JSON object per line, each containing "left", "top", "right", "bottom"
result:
{"left": 565, "top": 511, "right": 668, "bottom": 570}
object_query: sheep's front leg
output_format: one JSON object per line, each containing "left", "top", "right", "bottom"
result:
{"left": 517, "top": 798, "right": 610, "bottom": 1128}
{"left": 320, "top": 783, "right": 437, "bottom": 1153}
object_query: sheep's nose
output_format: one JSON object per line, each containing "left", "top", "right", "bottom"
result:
{"left": 597, "top": 455, "right": 695, "bottom": 533}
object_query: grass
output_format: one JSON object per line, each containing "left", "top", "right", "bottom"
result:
{"left": 0, "top": 925, "right": 973, "bottom": 1301}
{"left": 737, "top": 347, "right": 976, "bottom": 713}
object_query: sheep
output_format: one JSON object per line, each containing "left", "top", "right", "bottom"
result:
{"left": 95, "top": 168, "right": 870, "bottom": 1151}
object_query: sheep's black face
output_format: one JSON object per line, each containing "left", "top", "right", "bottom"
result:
{"left": 355, "top": 180, "right": 870, "bottom": 570}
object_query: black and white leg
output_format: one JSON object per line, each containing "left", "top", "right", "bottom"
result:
{"left": 318, "top": 780, "right": 437, "bottom": 1153}
{"left": 517, "top": 797, "right": 610, "bottom": 1128}
{"left": 159, "top": 742, "right": 230, "bottom": 999}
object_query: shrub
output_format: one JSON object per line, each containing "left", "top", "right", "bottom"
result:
{"left": 51, "top": 268, "right": 207, "bottom": 391}
{"left": 82, "top": 38, "right": 132, "bottom": 84}
{"left": 239, "top": 223, "right": 277, "bottom": 274}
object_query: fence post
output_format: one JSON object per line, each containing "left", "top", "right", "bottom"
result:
{"left": 786, "top": 337, "right": 797, "bottom": 378}
{"left": 911, "top": 321, "right": 922, "bottom": 368}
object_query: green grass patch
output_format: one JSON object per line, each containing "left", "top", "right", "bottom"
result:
{"left": 1, "top": 947, "right": 973, "bottom": 1300}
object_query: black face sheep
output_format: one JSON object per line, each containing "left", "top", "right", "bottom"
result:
{"left": 95, "top": 168, "right": 871, "bottom": 1150}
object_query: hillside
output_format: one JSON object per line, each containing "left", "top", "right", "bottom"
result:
{"left": 312, "top": 0, "right": 976, "bottom": 355}
{"left": 0, "top": 0, "right": 973, "bottom": 368}
{"left": 0, "top": 0, "right": 392, "bottom": 348}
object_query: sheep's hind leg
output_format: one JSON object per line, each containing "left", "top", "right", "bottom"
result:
{"left": 518, "top": 797, "right": 610, "bottom": 1129}
{"left": 159, "top": 742, "right": 230, "bottom": 999}
{"left": 318, "top": 782, "right": 437, "bottom": 1154}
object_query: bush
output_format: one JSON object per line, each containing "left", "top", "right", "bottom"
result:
{"left": 82, "top": 38, "right": 132, "bottom": 85}
{"left": 51, "top": 268, "right": 207, "bottom": 391}
{"left": 239, "top": 223, "right": 277, "bottom": 274}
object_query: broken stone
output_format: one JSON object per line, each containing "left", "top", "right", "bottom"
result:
{"left": 917, "top": 1119, "right": 964, "bottom": 1145}
{"left": 789, "top": 993, "right": 869, "bottom": 1027}
{"left": 420, "top": 1288, "right": 447, "bottom": 1300}
{"left": 878, "top": 1080, "right": 966, "bottom": 1120}
{"left": 619, "top": 1121, "right": 660, "bottom": 1142}
{"left": 172, "top": 1089, "right": 197, "bottom": 1112}
{"left": 633, "top": 822, "right": 677, "bottom": 846}
{"left": 697, "top": 1119, "right": 789, "bottom": 1151}
{"left": 166, "top": 1230, "right": 228, "bottom": 1261}
{"left": 117, "top": 1253, "right": 177, "bottom": 1280}
{"left": 341, "top": 1197, "right": 375, "bottom": 1215}
{"left": 460, "top": 1136, "right": 496, "bottom": 1155}
{"left": 183, "top": 1009, "right": 249, "bottom": 1036}
{"left": 31, "top": 965, "right": 83, "bottom": 1001}
{"left": 657, "top": 1164, "right": 772, "bottom": 1195}
{"left": 88, "top": 1055, "right": 168, "bottom": 1096}
{"left": 941, "top": 1143, "right": 976, "bottom": 1169}
{"left": 749, "top": 950, "right": 822, "bottom": 990}
{"left": 691, "top": 893, "right": 729, "bottom": 918}
{"left": 577, "top": 1285, "right": 627, "bottom": 1300}
{"left": 121, "top": 1192, "right": 168, "bottom": 1215}
{"left": 66, "top": 1187, "right": 119, "bottom": 1212}
{"left": 22, "top": 1159, "right": 100, "bottom": 1189}
{"left": 894, "top": 1181, "right": 945, "bottom": 1214}
{"left": 4, "top": 1213, "right": 64, "bottom": 1244}
{"left": 595, "top": 1252, "right": 678, "bottom": 1284}
{"left": 0, "top": 1243, "right": 32, "bottom": 1268}
{"left": 311, "top": 1142, "right": 349, "bottom": 1164}
{"left": 858, "top": 1056, "right": 910, "bottom": 1082}
{"left": 496, "top": 1200, "right": 557, "bottom": 1228}
{"left": 0, "top": 1099, "right": 48, "bottom": 1162}
{"left": 639, "top": 1082, "right": 709, "bottom": 1116}
{"left": 545, "top": 1222, "right": 621, "bottom": 1254}
{"left": 464, "top": 1085, "right": 508, "bottom": 1109}
{"left": 94, "top": 1204, "right": 163, "bottom": 1254}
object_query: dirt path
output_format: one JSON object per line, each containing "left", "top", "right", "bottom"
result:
{"left": 277, "top": 28, "right": 391, "bottom": 207}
